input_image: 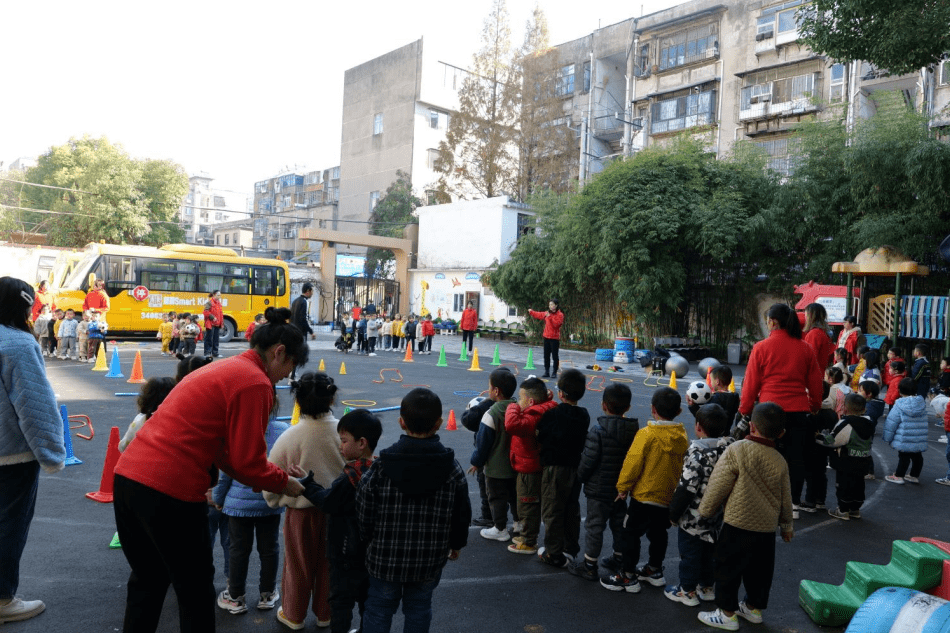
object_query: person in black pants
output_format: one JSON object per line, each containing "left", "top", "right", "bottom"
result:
{"left": 292, "top": 284, "right": 315, "bottom": 342}
{"left": 528, "top": 300, "right": 565, "bottom": 379}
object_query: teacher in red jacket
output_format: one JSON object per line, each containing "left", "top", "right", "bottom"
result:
{"left": 113, "top": 307, "right": 307, "bottom": 632}
{"left": 529, "top": 299, "right": 565, "bottom": 379}
{"left": 739, "top": 303, "right": 823, "bottom": 519}
{"left": 460, "top": 301, "right": 478, "bottom": 354}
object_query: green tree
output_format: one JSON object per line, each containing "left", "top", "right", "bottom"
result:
{"left": 798, "top": 0, "right": 950, "bottom": 75}
{"left": 490, "top": 138, "right": 771, "bottom": 350}
{"left": 20, "top": 136, "right": 188, "bottom": 247}
{"left": 434, "top": 0, "right": 519, "bottom": 200}
{"left": 363, "top": 170, "right": 421, "bottom": 278}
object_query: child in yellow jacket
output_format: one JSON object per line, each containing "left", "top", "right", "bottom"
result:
{"left": 158, "top": 315, "right": 174, "bottom": 355}
{"left": 600, "top": 387, "right": 688, "bottom": 594}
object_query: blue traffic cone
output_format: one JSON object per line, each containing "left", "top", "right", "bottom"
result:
{"left": 105, "top": 348, "right": 124, "bottom": 378}
{"left": 60, "top": 404, "right": 82, "bottom": 466}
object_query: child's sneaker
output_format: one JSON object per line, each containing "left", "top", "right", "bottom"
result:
{"left": 827, "top": 507, "right": 850, "bottom": 520}
{"left": 849, "top": 510, "right": 862, "bottom": 519}
{"left": 480, "top": 526, "right": 510, "bottom": 542}
{"left": 567, "top": 559, "right": 599, "bottom": 581}
{"left": 936, "top": 477, "right": 950, "bottom": 486}
{"left": 664, "top": 585, "right": 700, "bottom": 607}
{"left": 217, "top": 590, "right": 247, "bottom": 614}
{"left": 904, "top": 475, "right": 920, "bottom": 483}
{"left": 791, "top": 504, "right": 800, "bottom": 520}
{"left": 698, "top": 608, "right": 739, "bottom": 631}
{"left": 600, "top": 573, "right": 642, "bottom": 593}
{"left": 277, "top": 607, "right": 305, "bottom": 630}
{"left": 258, "top": 590, "right": 280, "bottom": 610}
{"left": 885, "top": 475, "right": 905, "bottom": 484}
{"left": 939, "top": 436, "right": 948, "bottom": 444}
{"left": 537, "top": 547, "right": 570, "bottom": 568}
{"left": 697, "top": 586, "right": 716, "bottom": 601}
{"left": 737, "top": 601, "right": 763, "bottom": 624}
{"left": 636, "top": 565, "right": 666, "bottom": 587}
{"left": 507, "top": 542, "right": 537, "bottom": 555}
{"left": 798, "top": 501, "right": 818, "bottom": 513}
{"left": 600, "top": 554, "right": 623, "bottom": 574}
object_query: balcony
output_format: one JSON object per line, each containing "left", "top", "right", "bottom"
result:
{"left": 592, "top": 114, "right": 625, "bottom": 142}
{"left": 740, "top": 97, "right": 817, "bottom": 121}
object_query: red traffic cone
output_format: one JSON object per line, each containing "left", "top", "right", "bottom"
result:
{"left": 446, "top": 409, "right": 457, "bottom": 431}
{"left": 127, "top": 351, "right": 146, "bottom": 384}
{"left": 86, "top": 426, "right": 121, "bottom": 503}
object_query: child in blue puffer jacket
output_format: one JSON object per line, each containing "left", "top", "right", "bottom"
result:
{"left": 213, "top": 416, "right": 290, "bottom": 615}
{"left": 883, "top": 378, "right": 929, "bottom": 485}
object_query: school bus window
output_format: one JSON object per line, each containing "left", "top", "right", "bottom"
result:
{"left": 198, "top": 275, "right": 224, "bottom": 294}
{"left": 276, "top": 268, "right": 286, "bottom": 296}
{"left": 141, "top": 258, "right": 196, "bottom": 273}
{"left": 198, "top": 262, "right": 225, "bottom": 274}
{"left": 252, "top": 267, "right": 274, "bottom": 295}
{"left": 226, "top": 276, "right": 249, "bottom": 295}
{"left": 225, "top": 265, "right": 249, "bottom": 276}
{"left": 142, "top": 272, "right": 181, "bottom": 292}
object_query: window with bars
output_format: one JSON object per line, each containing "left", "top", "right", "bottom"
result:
{"left": 658, "top": 23, "right": 718, "bottom": 71}
{"left": 740, "top": 71, "right": 816, "bottom": 111}
{"left": 650, "top": 90, "right": 717, "bottom": 134}
{"left": 756, "top": 0, "right": 805, "bottom": 44}
{"left": 754, "top": 137, "right": 801, "bottom": 177}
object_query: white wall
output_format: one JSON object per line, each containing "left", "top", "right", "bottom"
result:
{"left": 407, "top": 269, "right": 522, "bottom": 324}
{"left": 416, "top": 196, "right": 530, "bottom": 269}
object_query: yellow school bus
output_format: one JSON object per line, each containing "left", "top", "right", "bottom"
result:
{"left": 53, "top": 243, "right": 289, "bottom": 341}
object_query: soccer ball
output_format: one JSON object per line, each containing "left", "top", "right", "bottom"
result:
{"left": 467, "top": 396, "right": 486, "bottom": 410}
{"left": 686, "top": 381, "right": 713, "bottom": 405}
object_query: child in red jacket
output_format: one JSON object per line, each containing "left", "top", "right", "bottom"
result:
{"left": 885, "top": 360, "right": 906, "bottom": 407}
{"left": 505, "top": 377, "right": 556, "bottom": 555}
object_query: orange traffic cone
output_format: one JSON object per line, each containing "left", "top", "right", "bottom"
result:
{"left": 127, "top": 351, "right": 146, "bottom": 384}
{"left": 403, "top": 344, "right": 414, "bottom": 363}
{"left": 468, "top": 348, "right": 482, "bottom": 372}
{"left": 446, "top": 409, "right": 457, "bottom": 431}
{"left": 87, "top": 426, "right": 121, "bottom": 503}
{"left": 705, "top": 366, "right": 712, "bottom": 388}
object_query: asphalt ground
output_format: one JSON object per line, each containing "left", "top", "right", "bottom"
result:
{"left": 11, "top": 332, "right": 950, "bottom": 632}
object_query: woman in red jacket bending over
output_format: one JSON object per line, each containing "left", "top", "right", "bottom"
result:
{"left": 113, "top": 307, "right": 307, "bottom": 632}
{"left": 529, "top": 299, "right": 565, "bottom": 379}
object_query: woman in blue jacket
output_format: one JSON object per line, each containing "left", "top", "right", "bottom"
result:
{"left": 0, "top": 277, "right": 67, "bottom": 623}
{"left": 883, "top": 377, "right": 929, "bottom": 484}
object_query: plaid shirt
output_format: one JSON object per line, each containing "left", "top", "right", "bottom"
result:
{"left": 356, "top": 435, "right": 471, "bottom": 582}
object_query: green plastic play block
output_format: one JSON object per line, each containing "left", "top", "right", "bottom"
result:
{"left": 799, "top": 541, "right": 950, "bottom": 627}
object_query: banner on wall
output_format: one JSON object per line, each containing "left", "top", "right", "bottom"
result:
{"left": 336, "top": 255, "right": 366, "bottom": 277}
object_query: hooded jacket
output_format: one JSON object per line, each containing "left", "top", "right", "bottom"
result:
{"left": 669, "top": 435, "right": 735, "bottom": 542}
{"left": 505, "top": 400, "right": 558, "bottom": 474}
{"left": 883, "top": 395, "right": 929, "bottom": 453}
{"left": 616, "top": 419, "right": 689, "bottom": 506}
{"left": 576, "top": 415, "right": 640, "bottom": 502}
{"left": 356, "top": 435, "right": 470, "bottom": 583}
{"left": 818, "top": 414, "right": 874, "bottom": 472}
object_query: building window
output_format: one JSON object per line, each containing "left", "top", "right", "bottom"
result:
{"left": 740, "top": 65, "right": 818, "bottom": 120}
{"left": 754, "top": 137, "right": 800, "bottom": 178}
{"left": 583, "top": 61, "right": 591, "bottom": 92}
{"left": 369, "top": 191, "right": 380, "bottom": 211}
{"left": 427, "top": 149, "right": 441, "bottom": 170}
{"left": 255, "top": 181, "right": 269, "bottom": 193}
{"left": 428, "top": 109, "right": 449, "bottom": 129}
{"left": 216, "top": 235, "right": 221, "bottom": 245}
{"left": 650, "top": 89, "right": 717, "bottom": 134}
{"left": 331, "top": 166, "right": 340, "bottom": 179}
{"left": 556, "top": 64, "right": 575, "bottom": 96}
{"left": 516, "top": 213, "right": 534, "bottom": 239}
{"left": 184, "top": 207, "right": 193, "bottom": 217}
{"left": 508, "top": 305, "right": 519, "bottom": 317}
{"left": 233, "top": 232, "right": 238, "bottom": 243}
{"left": 224, "top": 234, "right": 230, "bottom": 245}
{"left": 830, "top": 63, "right": 846, "bottom": 102}
{"left": 941, "top": 59, "right": 950, "bottom": 86}
{"left": 756, "top": 0, "right": 804, "bottom": 45}
{"left": 373, "top": 113, "right": 383, "bottom": 135}
{"left": 453, "top": 294, "right": 465, "bottom": 312}
{"left": 638, "top": 45, "right": 650, "bottom": 76}
{"left": 305, "top": 171, "right": 322, "bottom": 185}
{"left": 658, "top": 23, "right": 718, "bottom": 71}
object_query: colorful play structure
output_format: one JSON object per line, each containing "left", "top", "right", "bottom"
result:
{"left": 800, "top": 537, "right": 950, "bottom": 630}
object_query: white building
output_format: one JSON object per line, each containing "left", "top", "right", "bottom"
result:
{"left": 179, "top": 173, "right": 250, "bottom": 246}
{"left": 408, "top": 196, "right": 532, "bottom": 323}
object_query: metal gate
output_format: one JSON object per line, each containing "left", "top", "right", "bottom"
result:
{"left": 333, "top": 276, "right": 400, "bottom": 320}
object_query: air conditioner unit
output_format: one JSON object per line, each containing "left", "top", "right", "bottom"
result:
{"left": 760, "top": 94, "right": 771, "bottom": 102}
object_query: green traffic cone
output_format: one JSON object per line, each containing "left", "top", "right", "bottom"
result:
{"left": 525, "top": 348, "right": 536, "bottom": 370}
{"left": 459, "top": 344, "right": 469, "bottom": 362}
{"left": 109, "top": 531, "right": 122, "bottom": 549}
{"left": 437, "top": 345, "right": 448, "bottom": 367}
{"left": 490, "top": 344, "right": 501, "bottom": 366}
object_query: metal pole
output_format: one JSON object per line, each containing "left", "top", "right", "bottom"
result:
{"left": 846, "top": 273, "right": 853, "bottom": 317}
{"left": 892, "top": 272, "right": 902, "bottom": 347}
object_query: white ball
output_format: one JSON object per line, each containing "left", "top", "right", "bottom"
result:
{"left": 686, "top": 381, "right": 713, "bottom": 405}
{"left": 467, "top": 396, "right": 486, "bottom": 410}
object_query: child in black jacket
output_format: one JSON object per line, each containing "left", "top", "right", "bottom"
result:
{"left": 536, "top": 369, "right": 590, "bottom": 567}
{"left": 299, "top": 410, "right": 382, "bottom": 633}
{"left": 817, "top": 393, "right": 874, "bottom": 520}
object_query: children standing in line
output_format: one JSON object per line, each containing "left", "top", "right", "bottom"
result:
{"left": 858, "top": 381, "right": 885, "bottom": 480}
{"left": 214, "top": 414, "right": 290, "bottom": 615}
{"left": 298, "top": 409, "right": 382, "bottom": 633}
{"left": 420, "top": 314, "right": 435, "bottom": 354}
{"left": 366, "top": 314, "right": 380, "bottom": 356}
{"left": 356, "top": 388, "right": 471, "bottom": 632}
{"left": 818, "top": 393, "right": 874, "bottom": 520}
{"left": 180, "top": 315, "right": 199, "bottom": 356}
{"left": 912, "top": 344, "right": 932, "bottom": 398}
{"left": 697, "top": 402, "right": 794, "bottom": 631}
{"left": 356, "top": 314, "right": 367, "bottom": 355}
{"left": 883, "top": 377, "right": 929, "bottom": 485}
{"left": 469, "top": 368, "right": 520, "bottom": 540}
{"left": 463, "top": 392, "right": 499, "bottom": 530}
{"left": 884, "top": 360, "right": 906, "bottom": 408}
{"left": 665, "top": 404, "right": 734, "bottom": 607}
{"left": 391, "top": 314, "right": 404, "bottom": 352}
{"left": 404, "top": 314, "right": 417, "bottom": 354}
{"left": 264, "top": 372, "right": 344, "bottom": 630}
{"left": 380, "top": 315, "right": 392, "bottom": 352}
{"left": 505, "top": 377, "right": 557, "bottom": 555}
{"left": 824, "top": 367, "right": 852, "bottom": 417}
{"left": 57, "top": 309, "right": 78, "bottom": 360}
{"left": 832, "top": 348, "right": 851, "bottom": 384}
{"left": 47, "top": 309, "right": 62, "bottom": 358}
{"left": 572, "top": 383, "right": 638, "bottom": 580}
{"left": 86, "top": 311, "right": 107, "bottom": 362}
{"left": 168, "top": 312, "right": 179, "bottom": 356}
{"left": 859, "top": 350, "right": 882, "bottom": 385}
{"left": 849, "top": 345, "right": 870, "bottom": 391}
{"left": 800, "top": 383, "right": 837, "bottom": 512}
{"left": 414, "top": 316, "right": 424, "bottom": 353}
{"left": 535, "top": 369, "right": 590, "bottom": 566}
{"left": 601, "top": 387, "right": 688, "bottom": 593}
{"left": 882, "top": 346, "right": 904, "bottom": 386}
{"left": 76, "top": 310, "right": 89, "bottom": 362}
{"left": 158, "top": 314, "right": 174, "bottom": 355}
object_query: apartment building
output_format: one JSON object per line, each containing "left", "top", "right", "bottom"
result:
{"left": 552, "top": 0, "right": 950, "bottom": 180}
{"left": 338, "top": 38, "right": 465, "bottom": 226}
{"left": 179, "top": 174, "right": 249, "bottom": 246}
{"left": 251, "top": 167, "right": 340, "bottom": 260}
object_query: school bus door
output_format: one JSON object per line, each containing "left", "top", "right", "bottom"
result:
{"left": 249, "top": 266, "right": 279, "bottom": 330}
